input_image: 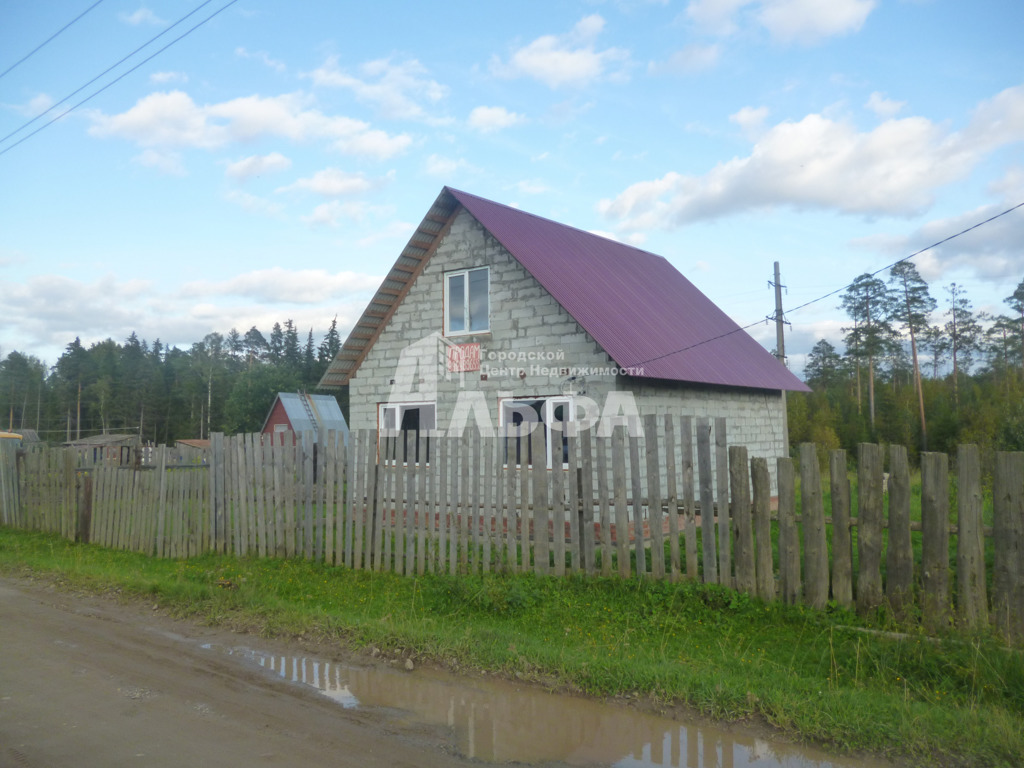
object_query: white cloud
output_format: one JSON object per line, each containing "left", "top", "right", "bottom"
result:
{"left": 729, "top": 105, "right": 769, "bottom": 138}
{"left": 134, "top": 149, "right": 185, "bottom": 175}
{"left": 278, "top": 168, "right": 385, "bottom": 197}
{"left": 307, "top": 56, "right": 448, "bottom": 122}
{"left": 490, "top": 15, "right": 630, "bottom": 88}
{"left": 224, "top": 152, "right": 292, "bottom": 181}
{"left": 514, "top": 179, "right": 549, "bottom": 195}
{"left": 648, "top": 44, "right": 720, "bottom": 75}
{"left": 357, "top": 220, "right": 416, "bottom": 248}
{"left": 150, "top": 71, "right": 187, "bottom": 84}
{"left": 14, "top": 93, "right": 55, "bottom": 118}
{"left": 758, "top": 0, "right": 875, "bottom": 45}
{"left": 235, "top": 47, "right": 286, "bottom": 73}
{"left": 181, "top": 268, "right": 382, "bottom": 304}
{"left": 223, "top": 190, "right": 284, "bottom": 217}
{"left": 866, "top": 91, "right": 905, "bottom": 118}
{"left": 88, "top": 90, "right": 412, "bottom": 160}
{"left": 119, "top": 7, "right": 164, "bottom": 25}
{"left": 424, "top": 154, "right": 468, "bottom": 177}
{"left": 468, "top": 106, "right": 526, "bottom": 133}
{"left": 599, "top": 85, "right": 1024, "bottom": 231}
{"left": 685, "top": 0, "right": 875, "bottom": 44}
{"left": 302, "top": 200, "right": 382, "bottom": 227}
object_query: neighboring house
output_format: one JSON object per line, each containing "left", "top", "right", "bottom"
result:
{"left": 63, "top": 433, "right": 139, "bottom": 465}
{"left": 319, "top": 187, "right": 808, "bottom": 479}
{"left": 261, "top": 392, "right": 349, "bottom": 444}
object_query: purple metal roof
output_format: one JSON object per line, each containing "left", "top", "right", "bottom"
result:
{"left": 448, "top": 187, "right": 809, "bottom": 393}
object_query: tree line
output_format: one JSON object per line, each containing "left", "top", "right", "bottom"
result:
{"left": 2, "top": 267, "right": 1023, "bottom": 456}
{"left": 0, "top": 318, "right": 344, "bottom": 444}
{"left": 789, "top": 268, "right": 1024, "bottom": 461}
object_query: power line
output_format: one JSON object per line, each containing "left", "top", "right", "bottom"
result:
{"left": 1, "top": 0, "right": 217, "bottom": 148}
{"left": 0, "top": 0, "right": 106, "bottom": 80}
{"left": 634, "top": 200, "right": 1024, "bottom": 368}
{"left": 0, "top": 0, "right": 238, "bottom": 157}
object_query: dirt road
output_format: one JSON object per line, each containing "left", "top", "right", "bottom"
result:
{"left": 0, "top": 577, "right": 482, "bottom": 768}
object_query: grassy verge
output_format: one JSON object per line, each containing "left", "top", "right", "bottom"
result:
{"left": 2, "top": 527, "right": 1021, "bottom": 767}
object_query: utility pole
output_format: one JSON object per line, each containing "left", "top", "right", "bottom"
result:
{"left": 771, "top": 261, "right": 790, "bottom": 451}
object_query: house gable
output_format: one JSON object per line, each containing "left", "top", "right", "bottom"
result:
{"left": 348, "top": 207, "right": 616, "bottom": 432}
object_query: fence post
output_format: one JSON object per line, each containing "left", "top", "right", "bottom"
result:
{"left": 696, "top": 418, "right": 718, "bottom": 584}
{"left": 209, "top": 432, "right": 225, "bottom": 553}
{"left": 680, "top": 417, "right": 697, "bottom": 581}
{"left": 751, "top": 457, "right": 775, "bottom": 602}
{"left": 886, "top": 445, "right": 914, "bottom": 620}
{"left": 800, "top": 443, "right": 828, "bottom": 610}
{"left": 730, "top": 446, "right": 754, "bottom": 595}
{"left": 715, "top": 418, "right": 731, "bottom": 588}
{"left": 856, "top": 443, "right": 884, "bottom": 615}
{"left": 956, "top": 445, "right": 987, "bottom": 629}
{"left": 921, "top": 452, "right": 950, "bottom": 633}
{"left": 829, "top": 450, "right": 853, "bottom": 609}
{"left": 777, "top": 457, "right": 800, "bottom": 605}
{"left": 645, "top": 414, "right": 665, "bottom": 580}
{"left": 992, "top": 451, "right": 1024, "bottom": 644}
{"left": 664, "top": 415, "right": 681, "bottom": 582}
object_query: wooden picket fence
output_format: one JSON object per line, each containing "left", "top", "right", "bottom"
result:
{"left": 3, "top": 416, "right": 1023, "bottom": 642}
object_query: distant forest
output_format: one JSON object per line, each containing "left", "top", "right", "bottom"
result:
{"left": 0, "top": 318, "right": 344, "bottom": 444}
{"left": 2, "top": 266, "right": 1023, "bottom": 457}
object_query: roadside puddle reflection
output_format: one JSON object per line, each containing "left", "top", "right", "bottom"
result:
{"left": 205, "top": 644, "right": 889, "bottom": 768}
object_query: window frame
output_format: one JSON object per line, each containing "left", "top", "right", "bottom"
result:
{"left": 498, "top": 396, "right": 574, "bottom": 469}
{"left": 378, "top": 401, "right": 436, "bottom": 466}
{"left": 444, "top": 266, "right": 490, "bottom": 336}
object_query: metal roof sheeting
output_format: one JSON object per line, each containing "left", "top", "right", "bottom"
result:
{"left": 320, "top": 187, "right": 809, "bottom": 393}
{"left": 269, "top": 393, "right": 349, "bottom": 438}
{"left": 448, "top": 188, "right": 809, "bottom": 393}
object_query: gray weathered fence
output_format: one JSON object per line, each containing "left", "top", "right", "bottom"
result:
{"left": 3, "top": 419, "right": 1023, "bottom": 642}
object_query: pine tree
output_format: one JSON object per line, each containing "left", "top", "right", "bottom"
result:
{"left": 888, "top": 261, "right": 936, "bottom": 449}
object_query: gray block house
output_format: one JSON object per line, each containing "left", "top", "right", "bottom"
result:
{"left": 319, "top": 187, "right": 808, "bottom": 475}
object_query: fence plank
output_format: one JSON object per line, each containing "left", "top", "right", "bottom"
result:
{"left": 518, "top": 431, "right": 530, "bottom": 574}
{"left": 595, "top": 433, "right": 612, "bottom": 577}
{"left": 920, "top": 451, "right": 950, "bottom": 632}
{"left": 503, "top": 433, "right": 517, "bottom": 572}
{"left": 551, "top": 434, "right": 565, "bottom": 577}
{"left": 856, "top": 443, "right": 884, "bottom": 615}
{"left": 680, "top": 417, "right": 697, "bottom": 581}
{"left": 533, "top": 427, "right": 549, "bottom": 576}
{"left": 401, "top": 438, "right": 413, "bottom": 577}
{"left": 777, "top": 457, "right": 800, "bottom": 605}
{"left": 630, "top": 428, "right": 646, "bottom": 578}
{"left": 645, "top": 414, "right": 665, "bottom": 580}
{"left": 612, "top": 427, "right": 629, "bottom": 578}
{"left": 580, "top": 429, "right": 596, "bottom": 576}
{"left": 715, "top": 418, "right": 730, "bottom": 588}
{"left": 992, "top": 451, "right": 1024, "bottom": 644}
{"left": 885, "top": 445, "right": 912, "bottom": 619}
{"left": 664, "top": 415, "right": 681, "bottom": 583}
{"left": 566, "top": 434, "right": 581, "bottom": 574}
{"left": 829, "top": 450, "right": 853, "bottom": 609}
{"left": 956, "top": 445, "right": 987, "bottom": 629}
{"left": 438, "top": 436, "right": 451, "bottom": 573}
{"left": 730, "top": 446, "right": 754, "bottom": 595}
{"left": 417, "top": 435, "right": 428, "bottom": 576}
{"left": 751, "top": 457, "right": 775, "bottom": 602}
{"left": 696, "top": 418, "right": 717, "bottom": 584}
{"left": 800, "top": 444, "right": 828, "bottom": 610}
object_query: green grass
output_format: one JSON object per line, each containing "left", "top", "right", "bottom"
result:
{"left": 2, "top": 526, "right": 1022, "bottom": 767}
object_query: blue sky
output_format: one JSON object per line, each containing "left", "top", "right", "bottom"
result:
{"left": 2, "top": 0, "right": 1023, "bottom": 375}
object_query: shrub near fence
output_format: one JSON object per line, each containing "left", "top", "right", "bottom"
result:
{"left": 5, "top": 416, "right": 1024, "bottom": 643}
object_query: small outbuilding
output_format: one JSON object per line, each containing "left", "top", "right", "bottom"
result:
{"left": 261, "top": 392, "right": 349, "bottom": 444}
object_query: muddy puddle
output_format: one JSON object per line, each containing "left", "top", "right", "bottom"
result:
{"left": 202, "top": 642, "right": 890, "bottom": 768}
